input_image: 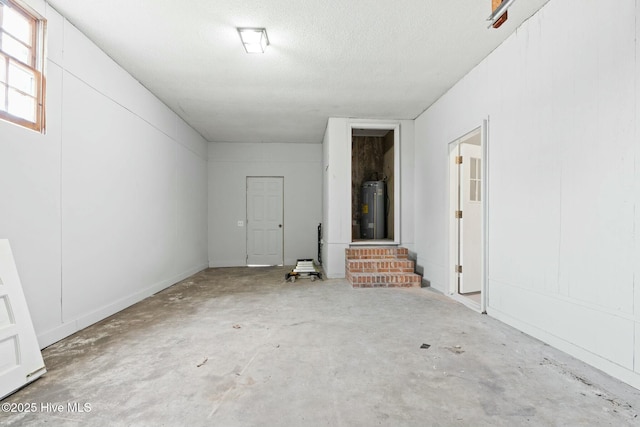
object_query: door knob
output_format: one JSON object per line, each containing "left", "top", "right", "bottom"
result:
{"left": 279, "top": 224, "right": 282, "bottom": 228}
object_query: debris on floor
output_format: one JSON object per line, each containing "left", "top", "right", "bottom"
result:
{"left": 446, "top": 345, "right": 465, "bottom": 355}
{"left": 196, "top": 357, "right": 208, "bottom": 368}
{"left": 233, "top": 324, "right": 241, "bottom": 329}
{"left": 285, "top": 259, "right": 322, "bottom": 283}
{"left": 420, "top": 343, "right": 431, "bottom": 349}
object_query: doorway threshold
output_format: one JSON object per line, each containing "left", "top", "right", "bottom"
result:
{"left": 450, "top": 292, "right": 483, "bottom": 314}
{"left": 247, "top": 264, "right": 284, "bottom": 267}
{"left": 350, "top": 240, "right": 399, "bottom": 246}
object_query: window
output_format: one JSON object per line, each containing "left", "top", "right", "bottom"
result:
{"left": 0, "top": 0, "right": 45, "bottom": 132}
{"left": 469, "top": 157, "right": 481, "bottom": 202}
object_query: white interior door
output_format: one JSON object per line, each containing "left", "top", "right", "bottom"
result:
{"left": 246, "top": 177, "right": 284, "bottom": 266}
{"left": 0, "top": 239, "right": 46, "bottom": 400}
{"left": 459, "top": 141, "right": 482, "bottom": 294}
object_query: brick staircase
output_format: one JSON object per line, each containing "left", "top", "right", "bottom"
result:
{"left": 345, "top": 247, "right": 422, "bottom": 288}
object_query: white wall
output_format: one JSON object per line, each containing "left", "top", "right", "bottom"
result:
{"left": 208, "top": 142, "right": 322, "bottom": 267}
{"left": 414, "top": 0, "right": 640, "bottom": 388}
{"left": 0, "top": 1, "right": 208, "bottom": 348}
{"left": 322, "top": 118, "right": 415, "bottom": 278}
{"left": 322, "top": 118, "right": 350, "bottom": 278}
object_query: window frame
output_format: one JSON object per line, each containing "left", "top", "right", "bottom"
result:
{"left": 0, "top": 0, "right": 46, "bottom": 133}
{"left": 469, "top": 156, "right": 482, "bottom": 203}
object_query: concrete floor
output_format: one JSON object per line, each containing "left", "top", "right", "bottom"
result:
{"left": 1, "top": 266, "right": 639, "bottom": 426}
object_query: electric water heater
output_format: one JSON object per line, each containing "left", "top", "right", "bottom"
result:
{"left": 360, "top": 180, "right": 386, "bottom": 239}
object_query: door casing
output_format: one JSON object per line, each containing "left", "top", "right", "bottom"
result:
{"left": 348, "top": 122, "right": 401, "bottom": 244}
{"left": 447, "top": 121, "right": 489, "bottom": 313}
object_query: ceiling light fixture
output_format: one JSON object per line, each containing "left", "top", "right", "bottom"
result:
{"left": 237, "top": 27, "right": 269, "bottom": 53}
{"left": 487, "top": 0, "right": 516, "bottom": 28}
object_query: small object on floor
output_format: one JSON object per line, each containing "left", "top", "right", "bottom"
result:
{"left": 233, "top": 324, "right": 241, "bottom": 329}
{"left": 446, "top": 346, "right": 465, "bottom": 355}
{"left": 420, "top": 343, "right": 431, "bottom": 349}
{"left": 285, "top": 259, "right": 322, "bottom": 282}
{"left": 197, "top": 357, "right": 208, "bottom": 367}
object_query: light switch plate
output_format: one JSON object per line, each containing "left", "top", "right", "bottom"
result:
{"left": 237, "top": 220, "right": 244, "bottom": 227}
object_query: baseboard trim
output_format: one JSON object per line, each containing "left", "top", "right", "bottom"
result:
{"left": 37, "top": 263, "right": 208, "bottom": 349}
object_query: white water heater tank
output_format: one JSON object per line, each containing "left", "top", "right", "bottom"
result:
{"left": 360, "top": 180, "right": 386, "bottom": 239}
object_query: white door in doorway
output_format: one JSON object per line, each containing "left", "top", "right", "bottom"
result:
{"left": 0, "top": 240, "right": 46, "bottom": 400}
{"left": 459, "top": 142, "right": 482, "bottom": 294}
{"left": 246, "top": 177, "right": 284, "bottom": 266}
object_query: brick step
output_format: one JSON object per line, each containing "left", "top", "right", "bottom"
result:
{"left": 345, "top": 247, "right": 422, "bottom": 288}
{"left": 345, "top": 247, "right": 408, "bottom": 260}
{"left": 346, "top": 259, "right": 415, "bottom": 274}
{"left": 347, "top": 272, "right": 422, "bottom": 288}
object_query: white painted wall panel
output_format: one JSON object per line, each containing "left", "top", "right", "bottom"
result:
{"left": 208, "top": 163, "right": 245, "bottom": 267}
{"left": 486, "top": 22, "right": 562, "bottom": 296}
{"left": 61, "top": 20, "right": 186, "bottom": 145}
{"left": 323, "top": 118, "right": 350, "bottom": 246}
{"left": 208, "top": 143, "right": 321, "bottom": 267}
{"left": 0, "top": 1, "right": 208, "bottom": 347}
{"left": 399, "top": 121, "right": 415, "bottom": 253}
{"left": 414, "top": 113, "right": 448, "bottom": 288}
{"left": 0, "top": 56, "right": 63, "bottom": 341}
{"left": 176, "top": 147, "right": 208, "bottom": 274}
{"left": 321, "top": 122, "right": 331, "bottom": 273}
{"left": 321, "top": 118, "right": 350, "bottom": 278}
{"left": 557, "top": 4, "right": 636, "bottom": 314}
{"left": 414, "top": 0, "right": 640, "bottom": 388}
{"left": 45, "top": 4, "right": 64, "bottom": 66}
{"left": 0, "top": 113, "right": 61, "bottom": 340}
{"left": 61, "top": 73, "right": 175, "bottom": 322}
{"left": 490, "top": 280, "right": 635, "bottom": 371}
{"left": 62, "top": 23, "right": 133, "bottom": 105}
{"left": 173, "top": 119, "right": 208, "bottom": 159}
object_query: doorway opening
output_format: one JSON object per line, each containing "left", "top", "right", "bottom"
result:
{"left": 448, "top": 126, "right": 486, "bottom": 312}
{"left": 246, "top": 176, "right": 284, "bottom": 266}
{"left": 350, "top": 127, "right": 398, "bottom": 243}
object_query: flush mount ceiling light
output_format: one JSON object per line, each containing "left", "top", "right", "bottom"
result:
{"left": 237, "top": 27, "right": 269, "bottom": 53}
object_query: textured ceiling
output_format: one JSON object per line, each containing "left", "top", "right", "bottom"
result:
{"left": 47, "top": 0, "right": 551, "bottom": 143}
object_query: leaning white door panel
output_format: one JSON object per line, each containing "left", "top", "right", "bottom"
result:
{"left": 0, "top": 240, "right": 46, "bottom": 400}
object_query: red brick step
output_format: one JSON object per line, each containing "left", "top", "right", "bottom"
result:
{"left": 345, "top": 247, "right": 421, "bottom": 288}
